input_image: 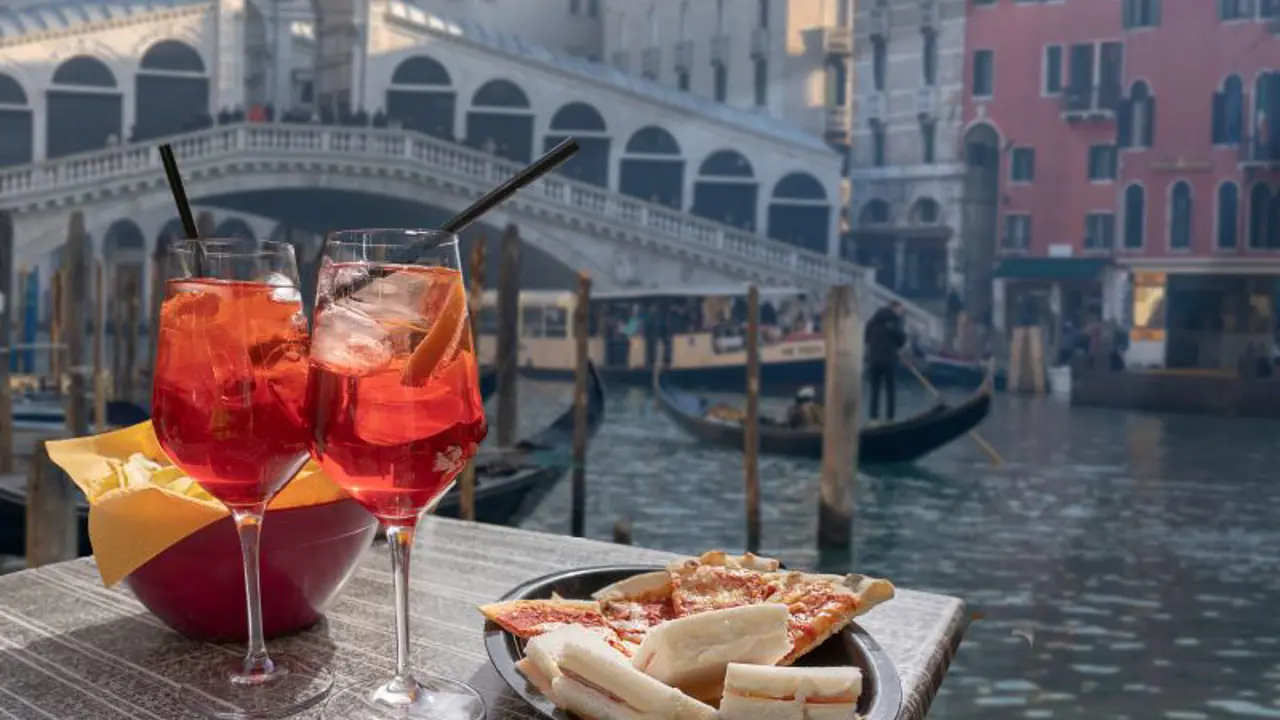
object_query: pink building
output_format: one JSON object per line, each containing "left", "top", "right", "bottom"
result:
{"left": 959, "top": 0, "right": 1280, "bottom": 369}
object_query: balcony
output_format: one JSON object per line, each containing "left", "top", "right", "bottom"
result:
{"left": 823, "top": 25, "right": 853, "bottom": 55}
{"left": 920, "top": 0, "right": 939, "bottom": 28}
{"left": 857, "top": 91, "right": 888, "bottom": 124}
{"left": 750, "top": 28, "right": 770, "bottom": 58}
{"left": 1239, "top": 134, "right": 1280, "bottom": 168}
{"left": 867, "top": 7, "right": 889, "bottom": 38}
{"left": 710, "top": 34, "right": 730, "bottom": 66}
{"left": 674, "top": 40, "right": 693, "bottom": 72}
{"left": 915, "top": 86, "right": 938, "bottom": 118}
{"left": 826, "top": 105, "right": 852, "bottom": 142}
{"left": 641, "top": 47, "right": 661, "bottom": 79}
{"left": 1060, "top": 84, "right": 1120, "bottom": 121}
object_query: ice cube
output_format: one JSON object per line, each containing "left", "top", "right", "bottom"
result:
{"left": 347, "top": 269, "right": 431, "bottom": 330}
{"left": 259, "top": 271, "right": 302, "bottom": 304}
{"left": 311, "top": 300, "right": 392, "bottom": 376}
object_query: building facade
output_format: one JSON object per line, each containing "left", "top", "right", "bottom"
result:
{"left": 848, "top": 0, "right": 967, "bottom": 313}
{"left": 962, "top": 0, "right": 1280, "bottom": 369}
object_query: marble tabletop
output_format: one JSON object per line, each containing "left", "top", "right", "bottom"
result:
{"left": 0, "top": 518, "right": 969, "bottom": 719}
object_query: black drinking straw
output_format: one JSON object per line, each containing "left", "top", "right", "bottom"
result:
{"left": 158, "top": 144, "right": 198, "bottom": 240}
{"left": 158, "top": 143, "right": 207, "bottom": 276}
{"left": 441, "top": 138, "right": 579, "bottom": 233}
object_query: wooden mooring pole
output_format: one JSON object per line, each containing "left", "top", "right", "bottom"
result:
{"left": 0, "top": 212, "right": 13, "bottom": 474}
{"left": 495, "top": 224, "right": 521, "bottom": 447}
{"left": 15, "top": 266, "right": 26, "bottom": 375}
{"left": 49, "top": 269, "right": 63, "bottom": 387}
{"left": 570, "top": 272, "right": 591, "bottom": 538}
{"left": 28, "top": 211, "right": 90, "bottom": 568}
{"left": 196, "top": 211, "right": 216, "bottom": 241}
{"left": 460, "top": 239, "right": 486, "bottom": 522}
{"left": 743, "top": 284, "right": 761, "bottom": 555}
{"left": 122, "top": 278, "right": 139, "bottom": 403}
{"left": 818, "top": 285, "right": 862, "bottom": 551}
{"left": 149, "top": 235, "right": 170, "bottom": 379}
{"left": 93, "top": 260, "right": 106, "bottom": 433}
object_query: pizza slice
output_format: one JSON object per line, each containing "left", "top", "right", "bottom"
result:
{"left": 477, "top": 599, "right": 635, "bottom": 656}
{"left": 766, "top": 572, "right": 896, "bottom": 665}
{"left": 665, "top": 551, "right": 785, "bottom": 617}
{"left": 591, "top": 570, "right": 677, "bottom": 643}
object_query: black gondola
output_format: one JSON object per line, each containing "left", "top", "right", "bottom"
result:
{"left": 0, "top": 362, "right": 606, "bottom": 557}
{"left": 653, "top": 369, "right": 992, "bottom": 465}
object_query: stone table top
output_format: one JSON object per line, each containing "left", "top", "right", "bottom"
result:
{"left": 0, "top": 518, "right": 968, "bottom": 719}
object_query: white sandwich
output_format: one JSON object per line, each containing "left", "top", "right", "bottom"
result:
{"left": 516, "top": 625, "right": 625, "bottom": 703}
{"left": 631, "top": 603, "right": 792, "bottom": 691}
{"left": 551, "top": 641, "right": 718, "bottom": 720}
{"left": 718, "top": 663, "right": 863, "bottom": 720}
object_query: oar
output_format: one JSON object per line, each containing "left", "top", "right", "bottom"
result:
{"left": 900, "top": 353, "right": 1005, "bottom": 467}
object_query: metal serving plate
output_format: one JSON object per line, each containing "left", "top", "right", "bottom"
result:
{"left": 483, "top": 565, "right": 903, "bottom": 720}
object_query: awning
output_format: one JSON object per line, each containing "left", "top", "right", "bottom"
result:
{"left": 993, "top": 257, "right": 1110, "bottom": 281}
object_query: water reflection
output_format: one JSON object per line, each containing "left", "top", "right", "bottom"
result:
{"left": 500, "top": 379, "right": 1280, "bottom": 719}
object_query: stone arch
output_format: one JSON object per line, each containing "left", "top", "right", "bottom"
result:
{"left": 909, "top": 197, "right": 941, "bottom": 225}
{"left": 156, "top": 217, "right": 188, "bottom": 251}
{"left": 692, "top": 149, "right": 757, "bottom": 231}
{"left": 103, "top": 219, "right": 147, "bottom": 257}
{"left": 960, "top": 122, "right": 1001, "bottom": 322}
{"left": 47, "top": 55, "right": 122, "bottom": 159}
{"left": 466, "top": 79, "right": 534, "bottom": 162}
{"left": 767, "top": 172, "right": 829, "bottom": 254}
{"left": 135, "top": 39, "right": 210, "bottom": 141}
{"left": 0, "top": 71, "right": 33, "bottom": 167}
{"left": 213, "top": 218, "right": 258, "bottom": 249}
{"left": 546, "top": 102, "right": 609, "bottom": 187}
{"left": 619, "top": 126, "right": 684, "bottom": 209}
{"left": 387, "top": 54, "right": 456, "bottom": 140}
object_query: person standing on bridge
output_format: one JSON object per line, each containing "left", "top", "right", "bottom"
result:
{"left": 865, "top": 301, "right": 907, "bottom": 423}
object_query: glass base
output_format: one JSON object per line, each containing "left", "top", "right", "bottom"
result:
{"left": 180, "top": 653, "right": 333, "bottom": 719}
{"left": 322, "top": 675, "right": 486, "bottom": 720}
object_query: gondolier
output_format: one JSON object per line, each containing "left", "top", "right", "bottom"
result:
{"left": 865, "top": 301, "right": 907, "bottom": 422}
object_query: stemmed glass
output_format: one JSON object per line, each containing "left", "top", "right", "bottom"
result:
{"left": 308, "top": 230, "right": 487, "bottom": 719}
{"left": 152, "top": 239, "right": 333, "bottom": 718}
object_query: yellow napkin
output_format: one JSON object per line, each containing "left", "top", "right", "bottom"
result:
{"left": 45, "top": 422, "right": 349, "bottom": 587}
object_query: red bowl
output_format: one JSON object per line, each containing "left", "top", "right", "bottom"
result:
{"left": 125, "top": 498, "right": 377, "bottom": 642}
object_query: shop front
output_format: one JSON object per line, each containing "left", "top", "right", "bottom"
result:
{"left": 1124, "top": 269, "right": 1278, "bottom": 372}
{"left": 991, "top": 257, "right": 1109, "bottom": 363}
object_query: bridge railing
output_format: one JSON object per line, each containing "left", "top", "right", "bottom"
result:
{"left": 0, "top": 124, "right": 942, "bottom": 342}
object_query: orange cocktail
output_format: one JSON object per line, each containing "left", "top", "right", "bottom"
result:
{"left": 150, "top": 240, "right": 331, "bottom": 718}
{"left": 306, "top": 230, "right": 487, "bottom": 720}
{"left": 307, "top": 263, "right": 486, "bottom": 523}
{"left": 153, "top": 278, "right": 311, "bottom": 507}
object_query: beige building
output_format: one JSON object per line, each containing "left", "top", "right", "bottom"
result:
{"left": 848, "top": 0, "right": 966, "bottom": 314}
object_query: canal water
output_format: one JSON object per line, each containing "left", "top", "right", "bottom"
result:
{"left": 506, "top": 378, "right": 1280, "bottom": 720}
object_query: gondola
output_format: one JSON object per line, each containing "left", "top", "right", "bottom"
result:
{"left": 0, "top": 362, "right": 606, "bottom": 557}
{"left": 652, "top": 369, "right": 992, "bottom": 465}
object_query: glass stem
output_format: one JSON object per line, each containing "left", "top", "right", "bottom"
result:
{"left": 386, "top": 524, "right": 417, "bottom": 692}
{"left": 233, "top": 504, "right": 275, "bottom": 679}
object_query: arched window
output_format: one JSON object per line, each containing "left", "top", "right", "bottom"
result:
{"left": 467, "top": 79, "right": 534, "bottom": 162}
{"left": 0, "top": 72, "right": 32, "bottom": 167}
{"left": 387, "top": 54, "right": 455, "bottom": 140}
{"left": 1216, "top": 182, "right": 1239, "bottom": 250}
{"left": 135, "top": 40, "right": 209, "bottom": 141}
{"left": 1212, "top": 75, "right": 1244, "bottom": 146}
{"left": 1249, "top": 182, "right": 1276, "bottom": 249}
{"left": 1123, "top": 183, "right": 1146, "bottom": 249}
{"left": 47, "top": 55, "right": 122, "bottom": 158}
{"left": 859, "top": 199, "right": 891, "bottom": 226}
{"left": 910, "top": 198, "right": 941, "bottom": 225}
{"left": 1168, "top": 181, "right": 1192, "bottom": 250}
{"left": 1119, "top": 81, "right": 1155, "bottom": 149}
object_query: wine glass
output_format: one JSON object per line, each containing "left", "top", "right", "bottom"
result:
{"left": 308, "top": 230, "right": 487, "bottom": 720}
{"left": 152, "top": 239, "right": 333, "bottom": 718}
